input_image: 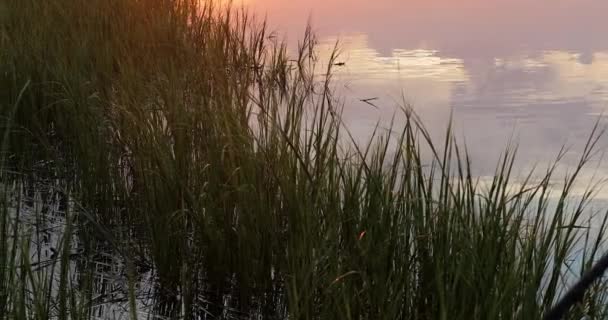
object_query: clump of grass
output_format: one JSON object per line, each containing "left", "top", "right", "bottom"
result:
{"left": 3, "top": 0, "right": 608, "bottom": 319}
{"left": 0, "top": 174, "right": 98, "bottom": 320}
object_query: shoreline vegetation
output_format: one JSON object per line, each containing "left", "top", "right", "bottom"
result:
{"left": 2, "top": 0, "right": 608, "bottom": 319}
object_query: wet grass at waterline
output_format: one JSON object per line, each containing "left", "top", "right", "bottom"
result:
{"left": 3, "top": 0, "right": 608, "bottom": 318}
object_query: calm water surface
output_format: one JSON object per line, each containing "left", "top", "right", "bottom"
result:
{"left": 18, "top": 3, "right": 608, "bottom": 317}
{"left": 243, "top": 0, "right": 608, "bottom": 196}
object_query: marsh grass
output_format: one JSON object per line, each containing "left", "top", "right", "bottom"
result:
{"left": 2, "top": 0, "right": 608, "bottom": 319}
{"left": 0, "top": 175, "right": 94, "bottom": 320}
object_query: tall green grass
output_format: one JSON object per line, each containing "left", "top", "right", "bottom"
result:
{"left": 2, "top": 0, "right": 608, "bottom": 319}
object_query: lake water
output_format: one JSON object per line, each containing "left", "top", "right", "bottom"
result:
{"left": 242, "top": 0, "right": 608, "bottom": 198}
{"left": 9, "top": 3, "right": 608, "bottom": 318}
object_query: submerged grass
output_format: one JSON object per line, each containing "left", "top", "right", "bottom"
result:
{"left": 2, "top": 0, "right": 608, "bottom": 319}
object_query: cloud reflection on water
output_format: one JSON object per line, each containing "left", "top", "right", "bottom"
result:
{"left": 247, "top": 0, "right": 608, "bottom": 195}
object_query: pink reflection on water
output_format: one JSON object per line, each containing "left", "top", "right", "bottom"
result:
{"left": 245, "top": 0, "right": 608, "bottom": 57}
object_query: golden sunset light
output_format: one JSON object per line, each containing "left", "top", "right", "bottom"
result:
{"left": 4, "top": 0, "right": 608, "bottom": 318}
